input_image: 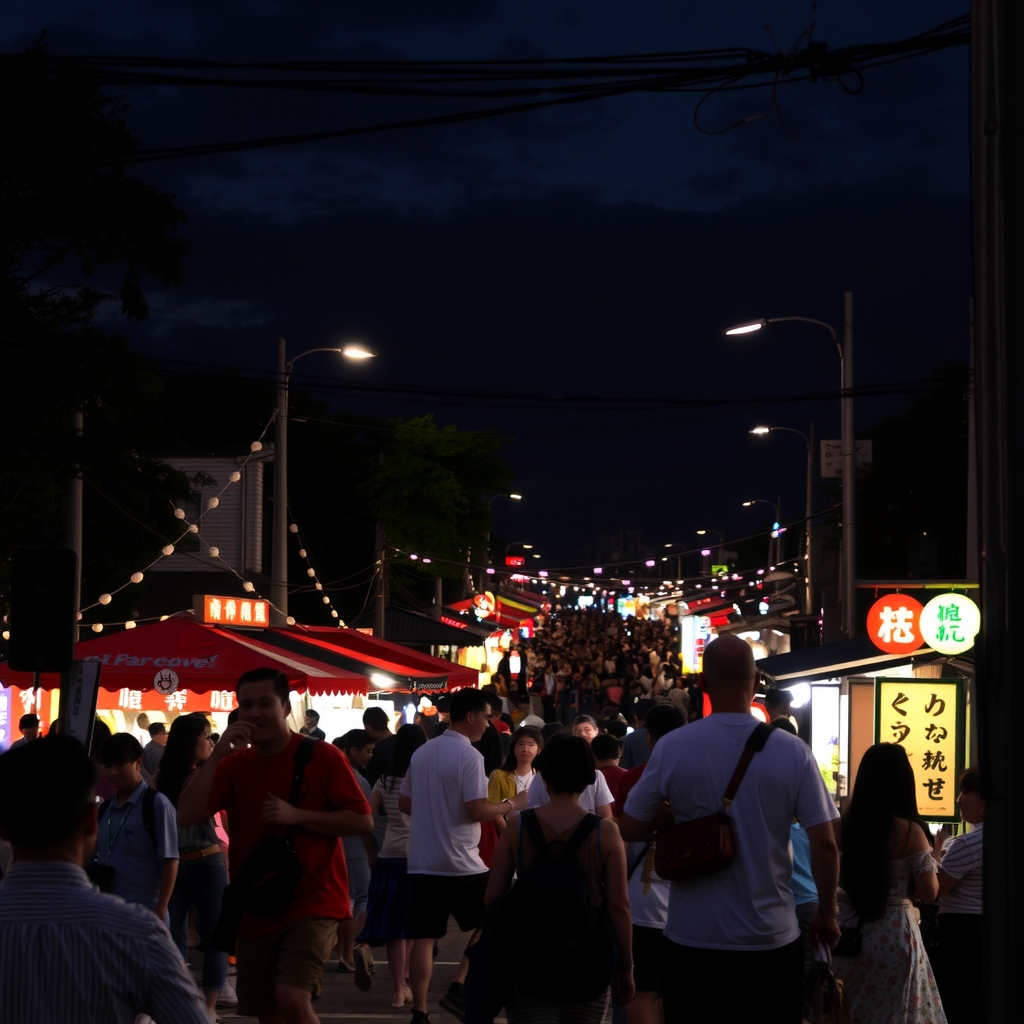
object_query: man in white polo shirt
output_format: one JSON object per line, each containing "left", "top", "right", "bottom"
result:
{"left": 399, "top": 688, "right": 529, "bottom": 1023}
{"left": 620, "top": 635, "right": 840, "bottom": 1024}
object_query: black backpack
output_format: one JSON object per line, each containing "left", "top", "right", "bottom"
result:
{"left": 499, "top": 809, "right": 614, "bottom": 1001}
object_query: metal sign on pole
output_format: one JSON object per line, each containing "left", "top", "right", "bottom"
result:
{"left": 59, "top": 660, "right": 101, "bottom": 751}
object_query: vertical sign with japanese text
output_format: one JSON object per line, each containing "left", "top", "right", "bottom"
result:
{"left": 873, "top": 677, "right": 964, "bottom": 821}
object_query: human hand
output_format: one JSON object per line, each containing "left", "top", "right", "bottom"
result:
{"left": 262, "top": 792, "right": 300, "bottom": 827}
{"left": 155, "top": 903, "right": 169, "bottom": 921}
{"left": 508, "top": 790, "right": 530, "bottom": 812}
{"left": 809, "top": 909, "right": 841, "bottom": 949}
{"left": 214, "top": 721, "right": 252, "bottom": 758}
{"left": 615, "top": 967, "right": 635, "bottom": 1004}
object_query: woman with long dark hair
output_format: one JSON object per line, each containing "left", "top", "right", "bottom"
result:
{"left": 156, "top": 713, "right": 227, "bottom": 1023}
{"left": 834, "top": 743, "right": 945, "bottom": 1023}
{"left": 358, "top": 723, "right": 428, "bottom": 1008}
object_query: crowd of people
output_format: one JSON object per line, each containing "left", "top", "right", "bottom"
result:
{"left": 0, "top": 617, "right": 984, "bottom": 1024}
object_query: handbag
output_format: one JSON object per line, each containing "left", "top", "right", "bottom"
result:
{"left": 234, "top": 736, "right": 316, "bottom": 917}
{"left": 807, "top": 942, "right": 851, "bottom": 1024}
{"left": 654, "top": 722, "right": 772, "bottom": 881}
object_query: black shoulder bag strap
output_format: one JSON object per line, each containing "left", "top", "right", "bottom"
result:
{"left": 721, "top": 722, "right": 773, "bottom": 810}
{"left": 285, "top": 736, "right": 317, "bottom": 840}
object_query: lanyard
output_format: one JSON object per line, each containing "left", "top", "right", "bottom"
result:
{"left": 107, "top": 803, "right": 131, "bottom": 857}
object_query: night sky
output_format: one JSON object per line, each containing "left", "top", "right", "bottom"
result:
{"left": 4, "top": 1, "right": 971, "bottom": 569}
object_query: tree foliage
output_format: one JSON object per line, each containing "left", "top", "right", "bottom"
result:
{"left": 362, "top": 415, "right": 513, "bottom": 570}
{"left": 0, "top": 47, "right": 192, "bottom": 621}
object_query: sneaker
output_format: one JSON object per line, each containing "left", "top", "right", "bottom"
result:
{"left": 215, "top": 983, "right": 238, "bottom": 1009}
{"left": 336, "top": 957, "right": 355, "bottom": 973}
{"left": 353, "top": 942, "right": 375, "bottom": 991}
{"left": 438, "top": 981, "right": 465, "bottom": 1022}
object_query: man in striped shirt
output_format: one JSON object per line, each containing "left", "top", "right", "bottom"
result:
{"left": 0, "top": 734, "right": 209, "bottom": 1024}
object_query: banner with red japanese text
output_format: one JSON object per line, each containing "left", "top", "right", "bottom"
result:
{"left": 109, "top": 686, "right": 240, "bottom": 715}
{"left": 873, "top": 678, "right": 965, "bottom": 822}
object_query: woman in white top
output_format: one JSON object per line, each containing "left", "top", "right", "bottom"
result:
{"left": 835, "top": 743, "right": 946, "bottom": 1024}
{"left": 358, "top": 724, "right": 427, "bottom": 1008}
{"left": 488, "top": 726, "right": 544, "bottom": 834}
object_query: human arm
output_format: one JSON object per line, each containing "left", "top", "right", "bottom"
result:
{"left": 261, "top": 797, "right": 372, "bottom": 837}
{"left": 805, "top": 819, "right": 841, "bottom": 948}
{"left": 600, "top": 820, "right": 635, "bottom": 1003}
{"left": 177, "top": 721, "right": 250, "bottom": 826}
{"left": 484, "top": 817, "right": 518, "bottom": 905}
{"left": 936, "top": 869, "right": 959, "bottom": 899}
{"left": 155, "top": 859, "right": 177, "bottom": 920}
{"left": 907, "top": 823, "right": 939, "bottom": 904}
{"left": 465, "top": 790, "right": 529, "bottom": 823}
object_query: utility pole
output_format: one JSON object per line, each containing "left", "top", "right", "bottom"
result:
{"left": 972, "top": 1, "right": 1024, "bottom": 1018}
{"left": 271, "top": 337, "right": 289, "bottom": 626}
{"left": 373, "top": 522, "right": 386, "bottom": 639}
{"left": 805, "top": 421, "right": 815, "bottom": 617}
{"left": 840, "top": 291, "right": 856, "bottom": 638}
{"left": 66, "top": 409, "right": 84, "bottom": 619}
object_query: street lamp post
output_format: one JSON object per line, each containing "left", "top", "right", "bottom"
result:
{"left": 725, "top": 293, "right": 855, "bottom": 637}
{"left": 742, "top": 499, "right": 780, "bottom": 566}
{"left": 750, "top": 425, "right": 815, "bottom": 615}
{"left": 273, "top": 337, "right": 377, "bottom": 627}
{"left": 695, "top": 529, "right": 724, "bottom": 575}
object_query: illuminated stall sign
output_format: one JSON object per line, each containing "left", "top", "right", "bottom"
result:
{"left": 505, "top": 556, "right": 526, "bottom": 567}
{"left": 198, "top": 594, "right": 269, "bottom": 627}
{"left": 919, "top": 593, "right": 980, "bottom": 655}
{"left": 873, "top": 677, "right": 964, "bottom": 821}
{"left": 866, "top": 595, "right": 925, "bottom": 655}
{"left": 681, "top": 615, "right": 712, "bottom": 674}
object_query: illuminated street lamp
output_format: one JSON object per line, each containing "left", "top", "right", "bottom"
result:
{"left": 750, "top": 425, "right": 815, "bottom": 615}
{"left": 273, "top": 338, "right": 377, "bottom": 626}
{"left": 742, "top": 498, "right": 781, "bottom": 566}
{"left": 725, "top": 294, "right": 855, "bottom": 637}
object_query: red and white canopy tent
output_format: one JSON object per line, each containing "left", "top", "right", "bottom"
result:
{"left": 0, "top": 615, "right": 480, "bottom": 739}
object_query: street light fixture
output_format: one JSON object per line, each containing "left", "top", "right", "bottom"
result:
{"left": 725, "top": 294, "right": 855, "bottom": 637}
{"left": 742, "top": 499, "right": 781, "bottom": 566}
{"left": 750, "top": 424, "right": 815, "bottom": 615}
{"left": 273, "top": 338, "right": 377, "bottom": 626}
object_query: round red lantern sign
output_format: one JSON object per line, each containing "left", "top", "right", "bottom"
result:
{"left": 866, "top": 595, "right": 925, "bottom": 654}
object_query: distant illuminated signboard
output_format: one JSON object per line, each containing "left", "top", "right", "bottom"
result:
{"left": 198, "top": 594, "right": 269, "bottom": 627}
{"left": 505, "top": 556, "right": 526, "bottom": 567}
{"left": 874, "top": 677, "right": 964, "bottom": 821}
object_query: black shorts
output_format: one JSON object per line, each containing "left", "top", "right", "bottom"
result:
{"left": 408, "top": 872, "right": 489, "bottom": 939}
{"left": 632, "top": 925, "right": 663, "bottom": 993}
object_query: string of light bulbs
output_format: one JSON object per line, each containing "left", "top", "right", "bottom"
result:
{"left": 288, "top": 518, "right": 346, "bottom": 626}
{"left": 76, "top": 415, "right": 278, "bottom": 632}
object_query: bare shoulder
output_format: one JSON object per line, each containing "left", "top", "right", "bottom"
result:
{"left": 889, "top": 816, "right": 929, "bottom": 857}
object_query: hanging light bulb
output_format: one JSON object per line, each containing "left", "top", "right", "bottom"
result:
{"left": 315, "top": 583, "right": 323, "bottom": 591}
{"left": 174, "top": 508, "right": 186, "bottom": 519}
{"left": 229, "top": 471, "right": 241, "bottom": 483}
{"left": 298, "top": 549, "right": 307, "bottom": 559}
{"left": 207, "top": 497, "right": 219, "bottom": 509}
{"left": 76, "top": 612, "right": 83, "bottom": 621}
{"left": 98, "top": 594, "right": 112, "bottom": 605}
{"left": 250, "top": 441, "right": 263, "bottom": 452}
{"left": 159, "top": 615, "right": 169, "bottom": 621}
{"left": 331, "top": 610, "right": 339, "bottom": 618}
{"left": 188, "top": 524, "right": 199, "bottom": 534}
{"left": 208, "top": 546, "right": 220, "bottom": 558}
{"left": 285, "top": 615, "right": 296, "bottom": 626}
{"left": 322, "top": 596, "right": 330, "bottom": 605}
{"left": 1, "top": 630, "right": 9, "bottom": 641}
{"left": 162, "top": 544, "right": 174, "bottom": 556}
{"left": 124, "top": 620, "right": 137, "bottom": 630}
{"left": 91, "top": 623, "right": 103, "bottom": 633}
{"left": 307, "top": 568, "right": 316, "bottom": 577}
{"left": 289, "top": 523, "right": 298, "bottom": 533}
{"left": 242, "top": 581, "right": 255, "bottom": 593}
{"left": 130, "top": 572, "right": 144, "bottom": 584}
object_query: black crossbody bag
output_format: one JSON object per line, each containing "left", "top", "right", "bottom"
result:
{"left": 211, "top": 737, "right": 316, "bottom": 951}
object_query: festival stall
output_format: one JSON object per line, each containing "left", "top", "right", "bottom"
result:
{"left": 0, "top": 615, "right": 367, "bottom": 750}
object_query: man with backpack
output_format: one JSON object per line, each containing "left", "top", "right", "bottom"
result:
{"left": 93, "top": 733, "right": 178, "bottom": 919}
{"left": 177, "top": 668, "right": 373, "bottom": 1024}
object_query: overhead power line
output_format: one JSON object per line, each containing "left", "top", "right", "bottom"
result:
{"left": 0, "top": 14, "right": 969, "bottom": 169}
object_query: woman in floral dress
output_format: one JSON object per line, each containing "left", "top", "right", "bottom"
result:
{"left": 835, "top": 743, "right": 947, "bottom": 1024}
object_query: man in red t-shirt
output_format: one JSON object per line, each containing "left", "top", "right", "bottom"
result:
{"left": 178, "top": 669, "right": 372, "bottom": 1023}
